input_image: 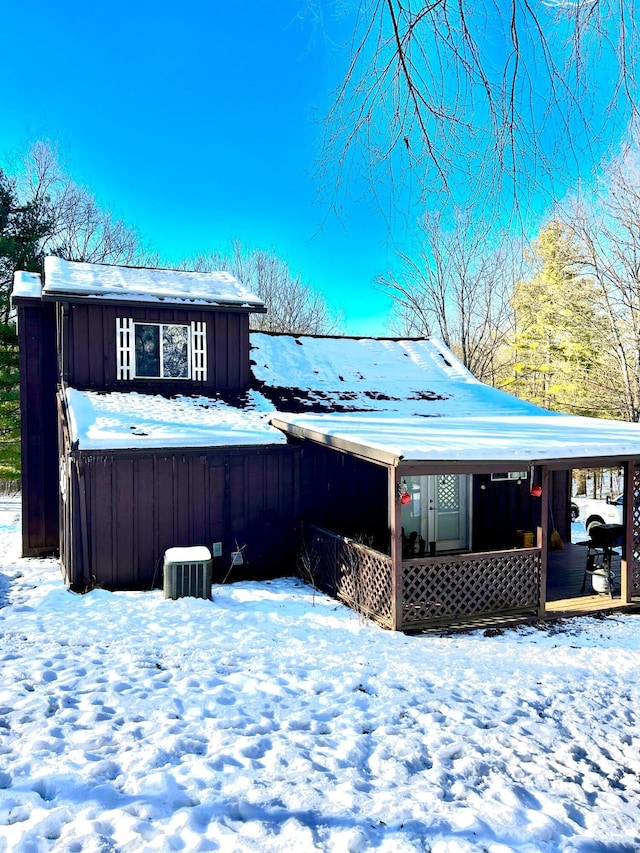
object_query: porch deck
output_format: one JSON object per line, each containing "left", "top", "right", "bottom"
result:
{"left": 546, "top": 540, "right": 640, "bottom": 617}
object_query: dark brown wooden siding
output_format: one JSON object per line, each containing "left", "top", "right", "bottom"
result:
{"left": 299, "top": 443, "right": 390, "bottom": 553}
{"left": 62, "top": 444, "right": 301, "bottom": 591}
{"left": 471, "top": 469, "right": 570, "bottom": 550}
{"left": 17, "top": 301, "right": 59, "bottom": 556}
{"left": 60, "top": 302, "right": 251, "bottom": 394}
{"left": 472, "top": 472, "right": 542, "bottom": 551}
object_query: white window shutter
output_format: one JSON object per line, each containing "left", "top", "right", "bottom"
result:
{"left": 116, "top": 318, "right": 135, "bottom": 379}
{"left": 191, "top": 321, "right": 207, "bottom": 381}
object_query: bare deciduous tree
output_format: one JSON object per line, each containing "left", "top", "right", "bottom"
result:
{"left": 20, "top": 142, "right": 148, "bottom": 266}
{"left": 317, "top": 1, "right": 638, "bottom": 215}
{"left": 0, "top": 141, "right": 150, "bottom": 477}
{"left": 187, "top": 240, "right": 342, "bottom": 335}
{"left": 378, "top": 211, "right": 517, "bottom": 383}
{"left": 566, "top": 147, "right": 640, "bottom": 422}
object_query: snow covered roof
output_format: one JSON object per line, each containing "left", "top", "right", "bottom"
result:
{"left": 64, "top": 388, "right": 285, "bottom": 451}
{"left": 11, "top": 270, "right": 43, "bottom": 300}
{"left": 62, "top": 332, "right": 640, "bottom": 463}
{"left": 42, "top": 257, "right": 265, "bottom": 310}
{"left": 269, "top": 410, "right": 640, "bottom": 465}
{"left": 250, "top": 333, "right": 640, "bottom": 465}
{"left": 251, "top": 333, "right": 532, "bottom": 415}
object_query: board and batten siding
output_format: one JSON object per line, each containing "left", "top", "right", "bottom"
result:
{"left": 16, "top": 300, "right": 59, "bottom": 556}
{"left": 60, "top": 302, "right": 251, "bottom": 393}
{"left": 299, "top": 443, "right": 391, "bottom": 554}
{"left": 470, "top": 469, "right": 570, "bottom": 552}
{"left": 469, "top": 470, "right": 573, "bottom": 551}
{"left": 59, "top": 444, "right": 301, "bottom": 591}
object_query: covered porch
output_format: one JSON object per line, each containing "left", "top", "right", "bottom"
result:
{"left": 297, "top": 452, "right": 640, "bottom": 632}
{"left": 395, "top": 456, "right": 640, "bottom": 629}
{"left": 273, "top": 374, "right": 640, "bottom": 630}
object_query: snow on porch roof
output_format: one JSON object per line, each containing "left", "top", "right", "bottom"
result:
{"left": 268, "top": 410, "right": 640, "bottom": 466}
{"left": 65, "top": 388, "right": 286, "bottom": 451}
{"left": 42, "top": 257, "right": 265, "bottom": 310}
{"left": 250, "top": 332, "right": 480, "bottom": 412}
{"left": 249, "top": 333, "right": 640, "bottom": 465}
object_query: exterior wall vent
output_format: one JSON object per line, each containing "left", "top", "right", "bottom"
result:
{"left": 163, "top": 546, "right": 212, "bottom": 600}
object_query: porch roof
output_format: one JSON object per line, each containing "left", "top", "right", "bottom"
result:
{"left": 268, "top": 410, "right": 640, "bottom": 467}
{"left": 252, "top": 333, "right": 640, "bottom": 466}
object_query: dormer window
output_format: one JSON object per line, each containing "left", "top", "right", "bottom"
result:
{"left": 116, "top": 319, "right": 207, "bottom": 381}
{"left": 135, "top": 323, "right": 189, "bottom": 378}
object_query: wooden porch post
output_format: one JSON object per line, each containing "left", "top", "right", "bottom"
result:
{"left": 389, "top": 466, "right": 403, "bottom": 631}
{"left": 621, "top": 459, "right": 635, "bottom": 603}
{"left": 538, "top": 466, "right": 549, "bottom": 617}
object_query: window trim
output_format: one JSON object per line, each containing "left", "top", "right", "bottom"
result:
{"left": 116, "top": 318, "right": 207, "bottom": 382}
{"left": 134, "top": 322, "right": 191, "bottom": 380}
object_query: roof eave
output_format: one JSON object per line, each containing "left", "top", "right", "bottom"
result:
{"left": 269, "top": 416, "right": 640, "bottom": 472}
{"left": 400, "top": 453, "right": 640, "bottom": 474}
{"left": 269, "top": 416, "right": 401, "bottom": 467}
{"left": 11, "top": 293, "right": 44, "bottom": 306}
{"left": 41, "top": 290, "right": 267, "bottom": 313}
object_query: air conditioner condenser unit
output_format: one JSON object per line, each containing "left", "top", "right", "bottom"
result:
{"left": 163, "top": 546, "right": 213, "bottom": 600}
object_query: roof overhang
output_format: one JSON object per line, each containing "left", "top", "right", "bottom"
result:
{"left": 269, "top": 412, "right": 640, "bottom": 470}
{"left": 40, "top": 256, "right": 266, "bottom": 312}
{"left": 40, "top": 291, "right": 267, "bottom": 313}
{"left": 269, "top": 417, "right": 401, "bottom": 467}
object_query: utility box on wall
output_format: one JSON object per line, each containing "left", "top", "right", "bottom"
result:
{"left": 163, "top": 546, "right": 213, "bottom": 600}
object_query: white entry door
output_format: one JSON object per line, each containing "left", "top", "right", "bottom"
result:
{"left": 427, "top": 474, "right": 470, "bottom": 552}
{"left": 401, "top": 474, "right": 471, "bottom": 554}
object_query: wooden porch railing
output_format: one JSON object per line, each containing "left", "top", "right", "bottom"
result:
{"left": 633, "top": 464, "right": 640, "bottom": 593}
{"left": 300, "top": 526, "right": 394, "bottom": 629}
{"left": 300, "top": 525, "right": 542, "bottom": 630}
{"left": 401, "top": 549, "right": 542, "bottom": 630}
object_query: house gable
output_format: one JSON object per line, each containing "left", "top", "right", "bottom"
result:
{"left": 43, "top": 257, "right": 264, "bottom": 395}
{"left": 59, "top": 302, "right": 252, "bottom": 394}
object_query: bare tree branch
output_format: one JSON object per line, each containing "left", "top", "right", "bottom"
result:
{"left": 317, "top": 0, "right": 639, "bottom": 217}
{"left": 378, "top": 209, "right": 518, "bottom": 383}
{"left": 18, "top": 142, "right": 151, "bottom": 267}
{"left": 564, "top": 144, "right": 640, "bottom": 421}
{"left": 185, "top": 241, "right": 343, "bottom": 335}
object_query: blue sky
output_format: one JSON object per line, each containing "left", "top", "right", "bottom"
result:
{"left": 1, "top": 0, "right": 400, "bottom": 334}
{"left": 2, "top": 2, "right": 634, "bottom": 335}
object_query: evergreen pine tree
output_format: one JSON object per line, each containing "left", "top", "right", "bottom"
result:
{"left": 0, "top": 168, "right": 52, "bottom": 478}
{"left": 509, "top": 220, "right": 605, "bottom": 415}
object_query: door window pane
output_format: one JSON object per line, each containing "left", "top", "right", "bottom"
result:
{"left": 437, "top": 475, "right": 460, "bottom": 512}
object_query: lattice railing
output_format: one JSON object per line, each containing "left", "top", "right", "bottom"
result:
{"left": 299, "top": 526, "right": 339, "bottom": 595}
{"left": 402, "top": 549, "right": 541, "bottom": 629}
{"left": 633, "top": 464, "right": 640, "bottom": 593}
{"left": 301, "top": 527, "right": 541, "bottom": 631}
{"left": 300, "top": 526, "right": 394, "bottom": 628}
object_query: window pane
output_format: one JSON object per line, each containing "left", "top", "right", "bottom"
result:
{"left": 135, "top": 324, "right": 160, "bottom": 377}
{"left": 162, "top": 325, "right": 189, "bottom": 378}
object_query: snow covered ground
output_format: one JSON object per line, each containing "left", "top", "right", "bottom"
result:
{"left": 1, "top": 497, "right": 640, "bottom": 852}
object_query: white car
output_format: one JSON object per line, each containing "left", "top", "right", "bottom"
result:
{"left": 571, "top": 494, "right": 623, "bottom": 532}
